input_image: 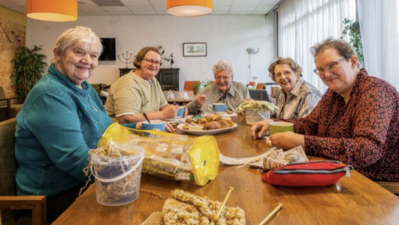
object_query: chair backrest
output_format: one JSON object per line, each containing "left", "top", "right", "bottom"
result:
{"left": 256, "top": 83, "right": 265, "bottom": 90}
{"left": 184, "top": 81, "right": 199, "bottom": 91}
{"left": 0, "top": 118, "right": 19, "bottom": 224}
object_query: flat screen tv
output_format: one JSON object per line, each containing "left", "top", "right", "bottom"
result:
{"left": 99, "top": 38, "right": 116, "bottom": 61}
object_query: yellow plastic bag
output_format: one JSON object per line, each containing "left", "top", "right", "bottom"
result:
{"left": 97, "top": 123, "right": 219, "bottom": 186}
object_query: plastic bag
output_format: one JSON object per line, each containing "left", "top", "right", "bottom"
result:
{"left": 97, "top": 122, "right": 219, "bottom": 186}
{"left": 219, "top": 145, "right": 308, "bottom": 170}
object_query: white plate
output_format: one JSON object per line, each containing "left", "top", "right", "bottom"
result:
{"left": 202, "top": 112, "right": 238, "bottom": 117}
{"left": 177, "top": 123, "right": 238, "bottom": 135}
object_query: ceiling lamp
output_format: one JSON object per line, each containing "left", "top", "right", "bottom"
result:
{"left": 26, "top": 0, "right": 78, "bottom": 22}
{"left": 167, "top": 0, "right": 213, "bottom": 17}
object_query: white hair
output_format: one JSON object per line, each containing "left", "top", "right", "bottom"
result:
{"left": 53, "top": 26, "right": 103, "bottom": 60}
{"left": 212, "top": 60, "right": 235, "bottom": 77}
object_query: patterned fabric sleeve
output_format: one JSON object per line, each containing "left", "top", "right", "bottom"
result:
{"left": 303, "top": 81, "right": 395, "bottom": 169}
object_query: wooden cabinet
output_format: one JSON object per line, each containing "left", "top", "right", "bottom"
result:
{"left": 155, "top": 68, "right": 180, "bottom": 91}
{"left": 119, "top": 68, "right": 134, "bottom": 76}
{"left": 119, "top": 68, "right": 180, "bottom": 91}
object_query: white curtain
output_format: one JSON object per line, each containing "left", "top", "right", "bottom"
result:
{"left": 278, "top": 0, "right": 355, "bottom": 93}
{"left": 357, "top": 0, "right": 399, "bottom": 91}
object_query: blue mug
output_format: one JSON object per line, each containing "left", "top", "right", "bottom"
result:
{"left": 176, "top": 106, "right": 185, "bottom": 118}
{"left": 208, "top": 103, "right": 227, "bottom": 113}
{"left": 142, "top": 120, "right": 166, "bottom": 132}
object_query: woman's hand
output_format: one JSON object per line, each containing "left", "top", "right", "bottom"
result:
{"left": 269, "top": 132, "right": 305, "bottom": 149}
{"left": 165, "top": 122, "right": 175, "bottom": 133}
{"left": 196, "top": 94, "right": 208, "bottom": 107}
{"left": 136, "top": 122, "right": 142, "bottom": 129}
{"left": 250, "top": 120, "right": 270, "bottom": 139}
{"left": 161, "top": 104, "right": 179, "bottom": 119}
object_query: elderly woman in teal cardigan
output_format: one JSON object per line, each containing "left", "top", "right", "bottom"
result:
{"left": 15, "top": 26, "right": 112, "bottom": 223}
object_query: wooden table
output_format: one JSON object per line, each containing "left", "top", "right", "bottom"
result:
{"left": 53, "top": 116, "right": 399, "bottom": 225}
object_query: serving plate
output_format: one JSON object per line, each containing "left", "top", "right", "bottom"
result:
{"left": 177, "top": 123, "right": 237, "bottom": 135}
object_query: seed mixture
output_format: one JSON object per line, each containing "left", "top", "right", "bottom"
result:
{"left": 162, "top": 189, "right": 245, "bottom": 225}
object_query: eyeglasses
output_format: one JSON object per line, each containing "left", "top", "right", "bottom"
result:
{"left": 313, "top": 58, "right": 346, "bottom": 76}
{"left": 275, "top": 70, "right": 293, "bottom": 78}
{"left": 215, "top": 75, "right": 231, "bottom": 80}
{"left": 144, "top": 58, "right": 162, "bottom": 66}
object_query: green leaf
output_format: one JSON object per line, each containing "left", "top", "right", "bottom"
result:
{"left": 10, "top": 45, "right": 47, "bottom": 100}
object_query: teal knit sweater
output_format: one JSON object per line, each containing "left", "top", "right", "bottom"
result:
{"left": 15, "top": 64, "right": 112, "bottom": 197}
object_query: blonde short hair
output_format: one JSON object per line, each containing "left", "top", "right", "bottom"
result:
{"left": 54, "top": 26, "right": 103, "bottom": 58}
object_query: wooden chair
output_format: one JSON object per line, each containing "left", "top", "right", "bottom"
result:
{"left": 0, "top": 86, "right": 23, "bottom": 122}
{"left": 256, "top": 83, "right": 265, "bottom": 90}
{"left": 376, "top": 182, "right": 399, "bottom": 194}
{"left": 183, "top": 81, "right": 199, "bottom": 91}
{"left": 0, "top": 118, "right": 47, "bottom": 225}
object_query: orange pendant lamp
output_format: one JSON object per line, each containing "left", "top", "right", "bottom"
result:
{"left": 167, "top": 0, "right": 213, "bottom": 17}
{"left": 26, "top": 0, "right": 78, "bottom": 22}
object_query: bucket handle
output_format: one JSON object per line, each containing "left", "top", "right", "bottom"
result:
{"left": 244, "top": 108, "right": 265, "bottom": 118}
{"left": 90, "top": 154, "right": 145, "bottom": 183}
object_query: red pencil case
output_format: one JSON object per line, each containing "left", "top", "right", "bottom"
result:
{"left": 262, "top": 160, "right": 353, "bottom": 186}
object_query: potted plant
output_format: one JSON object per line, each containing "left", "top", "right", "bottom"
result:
{"left": 192, "top": 80, "right": 212, "bottom": 95}
{"left": 340, "top": 18, "right": 363, "bottom": 63}
{"left": 193, "top": 81, "right": 201, "bottom": 95}
{"left": 10, "top": 45, "right": 47, "bottom": 102}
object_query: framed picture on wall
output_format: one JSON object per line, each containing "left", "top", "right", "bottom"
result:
{"left": 183, "top": 42, "right": 207, "bottom": 57}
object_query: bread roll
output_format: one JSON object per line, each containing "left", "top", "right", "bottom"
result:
{"left": 204, "top": 121, "right": 222, "bottom": 130}
{"left": 211, "top": 114, "right": 222, "bottom": 121}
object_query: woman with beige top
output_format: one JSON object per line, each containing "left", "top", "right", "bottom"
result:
{"left": 105, "top": 47, "right": 187, "bottom": 132}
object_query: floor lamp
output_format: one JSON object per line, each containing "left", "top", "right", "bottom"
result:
{"left": 247, "top": 47, "right": 260, "bottom": 80}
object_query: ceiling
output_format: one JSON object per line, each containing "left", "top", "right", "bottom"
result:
{"left": 0, "top": 0, "right": 280, "bottom": 16}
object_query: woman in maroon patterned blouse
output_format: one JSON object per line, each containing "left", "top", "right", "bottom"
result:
{"left": 251, "top": 38, "right": 399, "bottom": 182}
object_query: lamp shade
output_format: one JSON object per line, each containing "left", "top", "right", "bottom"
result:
{"left": 247, "top": 47, "right": 260, "bottom": 55}
{"left": 26, "top": 0, "right": 78, "bottom": 22}
{"left": 167, "top": 0, "right": 213, "bottom": 17}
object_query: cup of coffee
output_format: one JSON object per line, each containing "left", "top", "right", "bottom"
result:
{"left": 176, "top": 106, "right": 185, "bottom": 118}
{"left": 142, "top": 120, "right": 166, "bottom": 132}
{"left": 269, "top": 122, "right": 294, "bottom": 135}
{"left": 208, "top": 103, "right": 227, "bottom": 113}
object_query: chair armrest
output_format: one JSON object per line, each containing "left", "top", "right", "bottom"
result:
{"left": 0, "top": 196, "right": 47, "bottom": 225}
{"left": 0, "top": 97, "right": 20, "bottom": 119}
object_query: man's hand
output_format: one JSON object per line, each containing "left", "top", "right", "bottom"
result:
{"left": 196, "top": 94, "right": 208, "bottom": 107}
{"left": 250, "top": 120, "right": 270, "bottom": 139}
{"left": 269, "top": 132, "right": 305, "bottom": 149}
{"left": 161, "top": 104, "right": 179, "bottom": 119}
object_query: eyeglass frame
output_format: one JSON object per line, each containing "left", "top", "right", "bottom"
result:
{"left": 143, "top": 58, "right": 162, "bottom": 66}
{"left": 313, "top": 58, "right": 346, "bottom": 76}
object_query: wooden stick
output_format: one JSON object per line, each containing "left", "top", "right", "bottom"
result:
{"left": 213, "top": 187, "right": 234, "bottom": 221}
{"left": 258, "top": 203, "right": 283, "bottom": 225}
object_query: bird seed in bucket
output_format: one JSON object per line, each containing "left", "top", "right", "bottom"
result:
{"left": 89, "top": 144, "right": 145, "bottom": 206}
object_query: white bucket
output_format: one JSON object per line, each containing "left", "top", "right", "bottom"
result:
{"left": 90, "top": 146, "right": 145, "bottom": 206}
{"left": 244, "top": 108, "right": 270, "bottom": 125}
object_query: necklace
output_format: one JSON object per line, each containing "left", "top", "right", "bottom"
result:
{"left": 78, "top": 93, "right": 98, "bottom": 112}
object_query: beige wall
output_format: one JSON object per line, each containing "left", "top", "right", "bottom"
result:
{"left": 0, "top": 6, "right": 26, "bottom": 25}
{"left": 27, "top": 15, "right": 276, "bottom": 90}
{"left": 0, "top": 6, "right": 26, "bottom": 99}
